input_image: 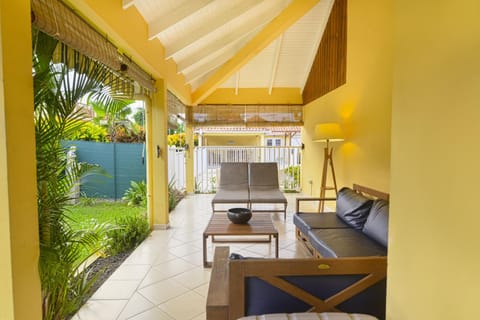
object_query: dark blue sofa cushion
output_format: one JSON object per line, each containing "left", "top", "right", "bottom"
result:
{"left": 293, "top": 212, "right": 350, "bottom": 235}
{"left": 245, "top": 275, "right": 386, "bottom": 320}
{"left": 363, "top": 199, "right": 389, "bottom": 247}
{"left": 336, "top": 187, "right": 373, "bottom": 229}
{"left": 307, "top": 228, "right": 387, "bottom": 258}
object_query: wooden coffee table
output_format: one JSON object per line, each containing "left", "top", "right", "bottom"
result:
{"left": 203, "top": 213, "right": 279, "bottom": 267}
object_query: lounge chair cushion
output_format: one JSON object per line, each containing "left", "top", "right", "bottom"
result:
{"left": 218, "top": 162, "right": 249, "bottom": 188}
{"left": 249, "top": 186, "right": 287, "bottom": 204}
{"left": 212, "top": 188, "right": 249, "bottom": 203}
{"left": 249, "top": 162, "right": 280, "bottom": 187}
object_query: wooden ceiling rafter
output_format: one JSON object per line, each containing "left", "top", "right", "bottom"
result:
{"left": 191, "top": 0, "right": 320, "bottom": 105}
{"left": 164, "top": 0, "right": 261, "bottom": 58}
{"left": 268, "top": 34, "right": 284, "bottom": 95}
{"left": 148, "top": 0, "right": 214, "bottom": 40}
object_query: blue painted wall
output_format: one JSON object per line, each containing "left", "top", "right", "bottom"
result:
{"left": 63, "top": 140, "right": 146, "bottom": 199}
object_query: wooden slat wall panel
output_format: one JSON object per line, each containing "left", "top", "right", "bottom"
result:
{"left": 302, "top": 0, "right": 347, "bottom": 104}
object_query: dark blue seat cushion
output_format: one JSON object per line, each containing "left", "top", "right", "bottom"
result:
{"left": 307, "top": 228, "right": 387, "bottom": 258}
{"left": 293, "top": 212, "right": 350, "bottom": 235}
{"left": 363, "top": 199, "right": 389, "bottom": 247}
{"left": 336, "top": 187, "right": 374, "bottom": 229}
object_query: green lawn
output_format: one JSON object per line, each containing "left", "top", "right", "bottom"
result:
{"left": 65, "top": 200, "right": 147, "bottom": 230}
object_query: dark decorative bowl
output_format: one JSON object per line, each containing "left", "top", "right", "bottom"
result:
{"left": 227, "top": 208, "right": 252, "bottom": 224}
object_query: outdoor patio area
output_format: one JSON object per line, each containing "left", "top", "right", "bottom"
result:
{"left": 73, "top": 193, "right": 312, "bottom": 320}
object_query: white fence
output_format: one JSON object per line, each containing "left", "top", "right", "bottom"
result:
{"left": 168, "top": 146, "right": 302, "bottom": 193}
{"left": 193, "top": 146, "right": 302, "bottom": 193}
{"left": 167, "top": 146, "right": 186, "bottom": 190}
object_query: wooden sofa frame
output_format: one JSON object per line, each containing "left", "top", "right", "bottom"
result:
{"left": 295, "top": 184, "right": 390, "bottom": 257}
{"left": 206, "top": 246, "right": 387, "bottom": 320}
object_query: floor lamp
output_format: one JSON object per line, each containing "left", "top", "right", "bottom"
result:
{"left": 313, "top": 123, "right": 344, "bottom": 212}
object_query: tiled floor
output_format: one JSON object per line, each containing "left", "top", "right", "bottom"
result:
{"left": 73, "top": 193, "right": 312, "bottom": 320}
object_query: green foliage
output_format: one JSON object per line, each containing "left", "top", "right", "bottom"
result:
{"left": 105, "top": 214, "right": 150, "bottom": 256}
{"left": 168, "top": 177, "right": 184, "bottom": 212}
{"left": 133, "top": 109, "right": 145, "bottom": 126}
{"left": 122, "top": 180, "right": 147, "bottom": 206}
{"left": 33, "top": 29, "right": 132, "bottom": 320}
{"left": 167, "top": 132, "right": 199, "bottom": 147}
{"left": 284, "top": 165, "right": 301, "bottom": 190}
{"left": 68, "top": 122, "right": 108, "bottom": 142}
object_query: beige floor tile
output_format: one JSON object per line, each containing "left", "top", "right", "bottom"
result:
{"left": 92, "top": 280, "right": 140, "bottom": 300}
{"left": 193, "top": 283, "right": 209, "bottom": 297}
{"left": 152, "top": 258, "right": 196, "bottom": 277}
{"left": 128, "top": 307, "right": 173, "bottom": 320}
{"left": 138, "top": 278, "right": 189, "bottom": 305}
{"left": 171, "top": 267, "right": 211, "bottom": 289}
{"left": 190, "top": 313, "right": 206, "bottom": 320}
{"left": 152, "top": 251, "right": 178, "bottom": 265}
{"left": 139, "top": 267, "right": 171, "bottom": 288}
{"left": 168, "top": 243, "right": 201, "bottom": 258}
{"left": 73, "top": 193, "right": 310, "bottom": 320}
{"left": 76, "top": 300, "right": 127, "bottom": 320}
{"left": 117, "top": 293, "right": 155, "bottom": 320}
{"left": 180, "top": 251, "right": 204, "bottom": 266}
{"left": 158, "top": 291, "right": 205, "bottom": 320}
{"left": 109, "top": 264, "right": 151, "bottom": 281}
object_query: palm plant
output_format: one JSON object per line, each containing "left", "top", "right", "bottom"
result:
{"left": 33, "top": 30, "right": 129, "bottom": 319}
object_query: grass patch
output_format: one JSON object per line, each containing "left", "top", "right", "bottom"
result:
{"left": 65, "top": 200, "right": 147, "bottom": 230}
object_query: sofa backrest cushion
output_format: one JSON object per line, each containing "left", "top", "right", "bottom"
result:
{"left": 362, "top": 199, "right": 389, "bottom": 247}
{"left": 336, "top": 187, "right": 373, "bottom": 230}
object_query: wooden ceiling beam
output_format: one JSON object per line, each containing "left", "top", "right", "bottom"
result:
{"left": 269, "top": 34, "right": 284, "bottom": 95}
{"left": 148, "top": 0, "right": 214, "bottom": 40}
{"left": 192, "top": 0, "right": 320, "bottom": 105}
{"left": 175, "top": 0, "right": 287, "bottom": 73}
{"left": 165, "top": 0, "right": 261, "bottom": 59}
{"left": 122, "top": 0, "right": 135, "bottom": 10}
{"left": 176, "top": 24, "right": 260, "bottom": 74}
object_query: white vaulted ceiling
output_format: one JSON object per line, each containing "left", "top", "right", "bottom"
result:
{"left": 123, "top": 0, "right": 334, "bottom": 98}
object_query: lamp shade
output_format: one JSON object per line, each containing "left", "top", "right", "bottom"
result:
{"left": 313, "top": 123, "right": 344, "bottom": 142}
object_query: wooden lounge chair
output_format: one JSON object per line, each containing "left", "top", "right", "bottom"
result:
{"left": 211, "top": 162, "right": 250, "bottom": 212}
{"left": 248, "top": 162, "right": 287, "bottom": 219}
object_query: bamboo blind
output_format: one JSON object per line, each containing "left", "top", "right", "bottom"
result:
{"left": 187, "top": 105, "right": 303, "bottom": 127}
{"left": 31, "top": 0, "right": 155, "bottom": 93}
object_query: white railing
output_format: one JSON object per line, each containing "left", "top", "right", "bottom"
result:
{"left": 194, "top": 146, "right": 302, "bottom": 193}
{"left": 167, "top": 146, "right": 186, "bottom": 190}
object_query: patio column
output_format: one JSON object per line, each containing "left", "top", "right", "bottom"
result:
{"left": 185, "top": 119, "right": 194, "bottom": 193}
{"left": 147, "top": 79, "right": 169, "bottom": 228}
{"left": 0, "top": 0, "right": 43, "bottom": 319}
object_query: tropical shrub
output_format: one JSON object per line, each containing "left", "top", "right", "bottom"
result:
{"left": 122, "top": 180, "right": 147, "bottom": 206}
{"left": 168, "top": 177, "right": 184, "bottom": 211}
{"left": 33, "top": 29, "right": 131, "bottom": 320}
{"left": 68, "top": 121, "right": 108, "bottom": 142}
{"left": 284, "top": 165, "right": 300, "bottom": 189}
{"left": 167, "top": 132, "right": 198, "bottom": 147}
{"left": 105, "top": 214, "right": 150, "bottom": 256}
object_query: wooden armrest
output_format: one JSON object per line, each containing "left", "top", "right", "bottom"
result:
{"left": 295, "top": 197, "right": 336, "bottom": 212}
{"left": 206, "top": 246, "right": 230, "bottom": 320}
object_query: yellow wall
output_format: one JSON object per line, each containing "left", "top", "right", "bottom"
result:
{"left": 387, "top": 1, "right": 480, "bottom": 319}
{"left": 204, "top": 134, "right": 260, "bottom": 146}
{"left": 0, "top": 0, "right": 42, "bottom": 319}
{"left": 302, "top": 0, "right": 393, "bottom": 196}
